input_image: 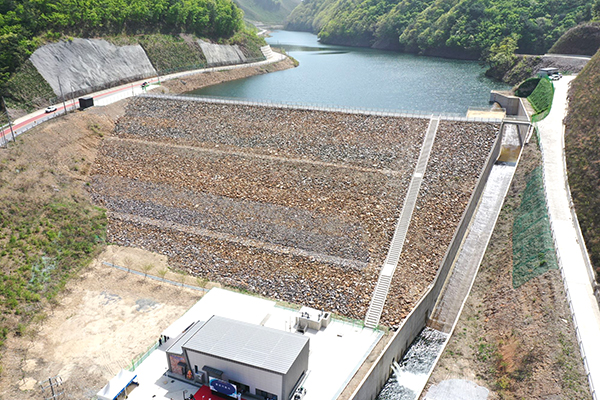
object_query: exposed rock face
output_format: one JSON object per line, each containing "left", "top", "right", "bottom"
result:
{"left": 30, "top": 38, "right": 156, "bottom": 97}
{"left": 199, "top": 40, "right": 247, "bottom": 65}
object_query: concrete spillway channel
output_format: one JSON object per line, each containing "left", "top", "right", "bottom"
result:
{"left": 377, "top": 122, "right": 523, "bottom": 400}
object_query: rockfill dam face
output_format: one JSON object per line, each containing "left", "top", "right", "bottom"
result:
{"left": 91, "top": 96, "right": 499, "bottom": 327}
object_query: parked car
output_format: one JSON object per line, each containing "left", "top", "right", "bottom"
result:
{"left": 293, "top": 387, "right": 306, "bottom": 400}
{"left": 45, "top": 105, "right": 57, "bottom": 113}
{"left": 549, "top": 73, "right": 562, "bottom": 81}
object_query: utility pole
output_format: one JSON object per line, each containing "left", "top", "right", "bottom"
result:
{"left": 1, "top": 96, "right": 16, "bottom": 144}
{"left": 57, "top": 76, "right": 67, "bottom": 116}
{"left": 70, "top": 83, "right": 75, "bottom": 112}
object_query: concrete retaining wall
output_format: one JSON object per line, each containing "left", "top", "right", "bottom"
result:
{"left": 490, "top": 91, "right": 520, "bottom": 115}
{"left": 349, "top": 121, "right": 504, "bottom": 400}
{"left": 490, "top": 91, "right": 531, "bottom": 144}
{"left": 199, "top": 40, "right": 247, "bottom": 66}
{"left": 30, "top": 38, "right": 157, "bottom": 99}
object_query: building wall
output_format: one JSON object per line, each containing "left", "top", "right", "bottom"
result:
{"left": 185, "top": 351, "right": 283, "bottom": 399}
{"left": 282, "top": 340, "right": 310, "bottom": 399}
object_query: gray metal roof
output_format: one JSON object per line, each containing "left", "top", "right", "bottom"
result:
{"left": 166, "top": 321, "right": 206, "bottom": 355}
{"left": 182, "top": 315, "right": 309, "bottom": 375}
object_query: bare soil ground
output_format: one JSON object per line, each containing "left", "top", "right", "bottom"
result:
{"left": 0, "top": 246, "right": 201, "bottom": 400}
{"left": 424, "top": 134, "right": 592, "bottom": 399}
{"left": 161, "top": 57, "right": 297, "bottom": 94}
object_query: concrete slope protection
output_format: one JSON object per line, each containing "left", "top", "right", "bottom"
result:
{"left": 1, "top": 46, "right": 285, "bottom": 145}
{"left": 199, "top": 40, "right": 247, "bottom": 65}
{"left": 537, "top": 76, "right": 600, "bottom": 400}
{"left": 30, "top": 38, "right": 157, "bottom": 98}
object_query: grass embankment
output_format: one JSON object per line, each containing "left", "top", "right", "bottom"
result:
{"left": 565, "top": 48, "right": 600, "bottom": 280}
{"left": 108, "top": 34, "right": 207, "bottom": 75}
{"left": 106, "top": 31, "right": 267, "bottom": 71}
{"left": 512, "top": 166, "right": 559, "bottom": 288}
{"left": 516, "top": 77, "right": 554, "bottom": 121}
{"left": 427, "top": 132, "right": 590, "bottom": 399}
{"left": 0, "top": 107, "right": 112, "bottom": 373}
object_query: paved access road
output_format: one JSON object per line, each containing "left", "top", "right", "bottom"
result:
{"left": 537, "top": 76, "right": 600, "bottom": 400}
{"left": 1, "top": 48, "right": 285, "bottom": 145}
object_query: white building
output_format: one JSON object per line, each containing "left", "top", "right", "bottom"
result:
{"left": 166, "top": 315, "right": 309, "bottom": 400}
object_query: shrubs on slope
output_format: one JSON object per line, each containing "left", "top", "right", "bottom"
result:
{"left": 0, "top": 0, "right": 247, "bottom": 88}
{"left": 565, "top": 48, "right": 600, "bottom": 279}
{"left": 549, "top": 22, "right": 600, "bottom": 56}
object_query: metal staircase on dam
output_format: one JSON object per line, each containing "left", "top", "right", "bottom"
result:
{"left": 364, "top": 116, "right": 439, "bottom": 329}
{"left": 376, "top": 121, "right": 524, "bottom": 400}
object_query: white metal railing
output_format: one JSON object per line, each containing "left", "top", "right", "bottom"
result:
{"left": 140, "top": 93, "right": 504, "bottom": 123}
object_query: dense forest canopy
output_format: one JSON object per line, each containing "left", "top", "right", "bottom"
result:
{"left": 0, "top": 0, "right": 245, "bottom": 86}
{"left": 286, "top": 0, "right": 596, "bottom": 58}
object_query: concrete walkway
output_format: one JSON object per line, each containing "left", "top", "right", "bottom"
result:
{"left": 536, "top": 76, "right": 600, "bottom": 400}
{"left": 1, "top": 46, "right": 285, "bottom": 144}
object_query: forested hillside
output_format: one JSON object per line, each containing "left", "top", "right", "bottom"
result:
{"left": 0, "top": 0, "right": 247, "bottom": 88}
{"left": 233, "top": 0, "right": 301, "bottom": 25}
{"left": 565, "top": 47, "right": 600, "bottom": 280}
{"left": 286, "top": 0, "right": 595, "bottom": 58}
{"left": 550, "top": 21, "right": 600, "bottom": 56}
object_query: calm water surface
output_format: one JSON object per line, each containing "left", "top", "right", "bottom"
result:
{"left": 189, "top": 31, "right": 510, "bottom": 114}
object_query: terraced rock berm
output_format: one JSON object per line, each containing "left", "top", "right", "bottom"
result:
{"left": 91, "top": 97, "right": 498, "bottom": 324}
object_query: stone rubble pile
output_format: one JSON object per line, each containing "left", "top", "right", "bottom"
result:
{"left": 381, "top": 120, "right": 498, "bottom": 328}
{"left": 91, "top": 97, "right": 498, "bottom": 324}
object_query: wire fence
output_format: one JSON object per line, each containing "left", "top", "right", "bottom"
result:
{"left": 101, "top": 261, "right": 209, "bottom": 293}
{"left": 129, "top": 341, "right": 160, "bottom": 372}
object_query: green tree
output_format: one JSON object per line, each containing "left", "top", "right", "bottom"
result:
{"left": 485, "top": 33, "right": 519, "bottom": 69}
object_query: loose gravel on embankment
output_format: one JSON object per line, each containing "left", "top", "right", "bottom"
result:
{"left": 381, "top": 121, "right": 498, "bottom": 327}
{"left": 91, "top": 97, "right": 498, "bottom": 323}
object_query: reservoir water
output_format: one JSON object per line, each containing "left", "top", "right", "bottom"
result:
{"left": 189, "top": 30, "right": 510, "bottom": 113}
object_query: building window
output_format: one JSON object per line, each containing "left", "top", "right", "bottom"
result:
{"left": 229, "top": 379, "right": 250, "bottom": 394}
{"left": 194, "top": 365, "right": 198, "bottom": 374}
{"left": 256, "top": 388, "right": 278, "bottom": 400}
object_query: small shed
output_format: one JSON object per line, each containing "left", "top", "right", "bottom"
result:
{"left": 96, "top": 369, "right": 137, "bottom": 400}
{"left": 538, "top": 67, "right": 559, "bottom": 76}
{"left": 79, "top": 96, "right": 94, "bottom": 110}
